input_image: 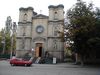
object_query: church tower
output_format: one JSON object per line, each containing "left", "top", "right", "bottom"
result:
{"left": 48, "top": 4, "right": 64, "bottom": 62}
{"left": 16, "top": 7, "right": 37, "bottom": 57}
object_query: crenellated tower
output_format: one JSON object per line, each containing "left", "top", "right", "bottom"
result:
{"left": 16, "top": 7, "right": 37, "bottom": 57}
{"left": 48, "top": 4, "right": 64, "bottom": 62}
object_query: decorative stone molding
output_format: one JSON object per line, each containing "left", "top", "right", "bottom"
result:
{"left": 32, "top": 14, "right": 48, "bottom": 19}
{"left": 48, "top": 4, "right": 64, "bottom": 8}
{"left": 33, "top": 37, "right": 46, "bottom": 42}
{"left": 19, "top": 7, "right": 34, "bottom": 11}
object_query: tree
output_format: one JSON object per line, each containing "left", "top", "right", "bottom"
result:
{"left": 0, "top": 17, "right": 17, "bottom": 59}
{"left": 0, "top": 30, "right": 3, "bottom": 54}
{"left": 66, "top": 0, "right": 97, "bottom": 64}
{"left": 0, "top": 28, "right": 11, "bottom": 54}
{"left": 5, "top": 32, "right": 11, "bottom": 54}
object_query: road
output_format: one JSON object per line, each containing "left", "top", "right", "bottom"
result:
{"left": 0, "top": 60, "right": 100, "bottom": 75}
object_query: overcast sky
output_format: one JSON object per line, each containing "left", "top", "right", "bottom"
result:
{"left": 0, "top": 0, "right": 100, "bottom": 30}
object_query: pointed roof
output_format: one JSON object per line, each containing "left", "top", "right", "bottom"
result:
{"left": 32, "top": 14, "right": 48, "bottom": 19}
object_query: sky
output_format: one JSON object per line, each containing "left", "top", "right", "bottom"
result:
{"left": 0, "top": 0, "right": 100, "bottom": 30}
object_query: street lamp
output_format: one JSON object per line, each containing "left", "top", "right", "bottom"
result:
{"left": 10, "top": 22, "right": 17, "bottom": 58}
{"left": 31, "top": 48, "right": 35, "bottom": 57}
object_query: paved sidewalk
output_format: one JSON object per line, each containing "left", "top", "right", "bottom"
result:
{"left": 32, "top": 63, "right": 83, "bottom": 68}
{"left": 33, "top": 62, "right": 100, "bottom": 68}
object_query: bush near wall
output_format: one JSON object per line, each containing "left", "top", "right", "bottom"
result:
{"left": 0, "top": 54, "right": 10, "bottom": 59}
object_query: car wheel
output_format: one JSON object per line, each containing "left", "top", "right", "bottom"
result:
{"left": 11, "top": 64, "right": 14, "bottom": 66}
{"left": 25, "top": 64, "right": 27, "bottom": 67}
{"left": 28, "top": 64, "right": 31, "bottom": 67}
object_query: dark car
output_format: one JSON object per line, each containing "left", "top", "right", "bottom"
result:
{"left": 10, "top": 57, "right": 33, "bottom": 66}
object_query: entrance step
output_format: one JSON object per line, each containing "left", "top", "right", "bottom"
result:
{"left": 32, "top": 57, "right": 38, "bottom": 63}
{"left": 35, "top": 57, "right": 41, "bottom": 64}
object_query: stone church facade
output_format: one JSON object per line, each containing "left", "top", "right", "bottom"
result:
{"left": 16, "top": 4, "right": 64, "bottom": 62}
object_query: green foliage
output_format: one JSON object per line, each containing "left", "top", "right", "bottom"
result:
{"left": 0, "top": 32, "right": 3, "bottom": 53}
{"left": 66, "top": 0, "right": 100, "bottom": 59}
{"left": 0, "top": 28, "right": 16, "bottom": 55}
{"left": 0, "top": 29, "right": 5, "bottom": 54}
{"left": 0, "top": 54, "right": 10, "bottom": 59}
{"left": 5, "top": 33, "right": 11, "bottom": 53}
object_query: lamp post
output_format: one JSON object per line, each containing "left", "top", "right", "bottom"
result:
{"left": 31, "top": 48, "right": 35, "bottom": 57}
{"left": 10, "top": 33, "right": 13, "bottom": 58}
{"left": 10, "top": 22, "right": 16, "bottom": 58}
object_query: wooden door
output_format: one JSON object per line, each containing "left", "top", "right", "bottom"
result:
{"left": 36, "top": 47, "right": 39, "bottom": 57}
{"left": 35, "top": 43, "right": 42, "bottom": 57}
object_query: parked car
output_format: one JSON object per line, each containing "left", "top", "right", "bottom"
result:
{"left": 10, "top": 57, "right": 33, "bottom": 66}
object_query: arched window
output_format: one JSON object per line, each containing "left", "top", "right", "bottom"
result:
{"left": 54, "top": 11, "right": 58, "bottom": 20}
{"left": 23, "top": 13, "right": 27, "bottom": 21}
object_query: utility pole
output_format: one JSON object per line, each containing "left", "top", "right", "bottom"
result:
{"left": 10, "top": 32, "right": 13, "bottom": 58}
{"left": 10, "top": 22, "right": 17, "bottom": 58}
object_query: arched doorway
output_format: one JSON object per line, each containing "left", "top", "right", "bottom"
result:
{"left": 35, "top": 43, "right": 43, "bottom": 57}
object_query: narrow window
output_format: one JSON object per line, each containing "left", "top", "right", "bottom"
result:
{"left": 54, "top": 11, "right": 58, "bottom": 20}
{"left": 23, "top": 13, "right": 27, "bottom": 21}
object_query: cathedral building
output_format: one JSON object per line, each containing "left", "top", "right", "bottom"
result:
{"left": 16, "top": 4, "right": 64, "bottom": 62}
